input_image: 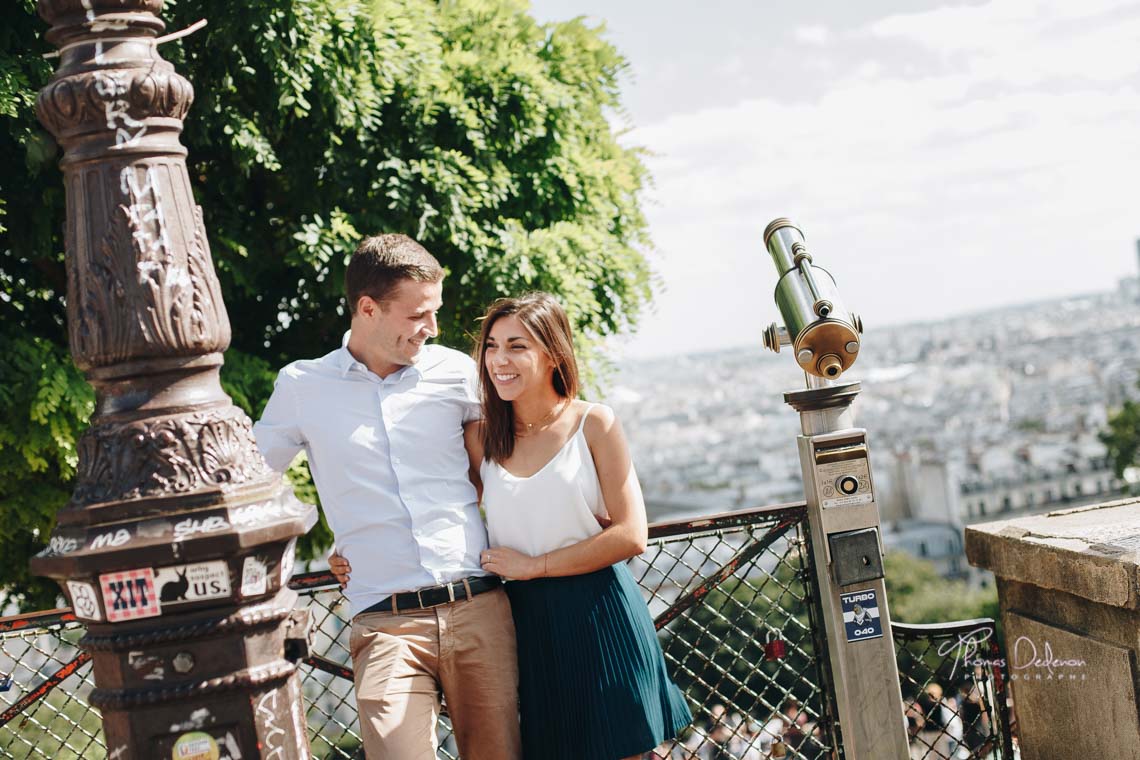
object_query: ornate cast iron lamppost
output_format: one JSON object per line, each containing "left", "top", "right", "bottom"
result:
{"left": 30, "top": 1, "right": 317, "bottom": 757}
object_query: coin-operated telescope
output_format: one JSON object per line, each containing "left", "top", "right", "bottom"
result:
{"left": 761, "top": 218, "right": 864, "bottom": 380}
{"left": 760, "top": 218, "right": 909, "bottom": 758}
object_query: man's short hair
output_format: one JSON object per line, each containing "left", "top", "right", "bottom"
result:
{"left": 345, "top": 234, "right": 444, "bottom": 315}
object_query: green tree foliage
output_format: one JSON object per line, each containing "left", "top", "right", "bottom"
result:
{"left": 1100, "top": 388, "right": 1140, "bottom": 491}
{"left": 1, "top": 0, "right": 651, "bottom": 608}
{"left": 0, "top": 338, "right": 93, "bottom": 610}
{"left": 885, "top": 551, "right": 1002, "bottom": 704}
{"left": 884, "top": 551, "right": 998, "bottom": 625}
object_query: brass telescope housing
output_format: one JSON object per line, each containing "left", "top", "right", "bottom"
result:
{"left": 762, "top": 218, "right": 863, "bottom": 379}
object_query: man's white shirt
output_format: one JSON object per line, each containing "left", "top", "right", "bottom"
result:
{"left": 253, "top": 334, "right": 487, "bottom": 617}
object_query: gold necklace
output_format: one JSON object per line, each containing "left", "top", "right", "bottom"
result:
{"left": 515, "top": 399, "right": 568, "bottom": 437}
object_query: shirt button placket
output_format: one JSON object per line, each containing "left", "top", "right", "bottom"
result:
{"left": 381, "top": 383, "right": 425, "bottom": 573}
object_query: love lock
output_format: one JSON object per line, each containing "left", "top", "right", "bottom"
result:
{"left": 764, "top": 630, "right": 787, "bottom": 661}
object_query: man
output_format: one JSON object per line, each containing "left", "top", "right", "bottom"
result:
{"left": 253, "top": 234, "right": 521, "bottom": 760}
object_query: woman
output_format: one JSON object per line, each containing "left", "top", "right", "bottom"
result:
{"left": 470, "top": 292, "right": 691, "bottom": 760}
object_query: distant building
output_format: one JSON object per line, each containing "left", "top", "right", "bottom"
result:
{"left": 958, "top": 434, "right": 1120, "bottom": 520}
{"left": 1124, "top": 238, "right": 1140, "bottom": 301}
{"left": 877, "top": 434, "right": 1122, "bottom": 586}
{"left": 883, "top": 436, "right": 1121, "bottom": 525}
{"left": 882, "top": 521, "right": 966, "bottom": 579}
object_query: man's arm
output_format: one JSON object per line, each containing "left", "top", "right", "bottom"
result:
{"left": 463, "top": 419, "right": 485, "bottom": 501}
{"left": 252, "top": 369, "right": 306, "bottom": 472}
{"left": 461, "top": 362, "right": 482, "bottom": 424}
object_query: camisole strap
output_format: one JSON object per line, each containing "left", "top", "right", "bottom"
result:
{"left": 576, "top": 403, "right": 595, "bottom": 437}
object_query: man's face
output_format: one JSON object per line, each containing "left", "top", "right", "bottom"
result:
{"left": 358, "top": 278, "right": 442, "bottom": 371}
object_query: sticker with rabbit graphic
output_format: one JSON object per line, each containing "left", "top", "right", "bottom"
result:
{"left": 154, "top": 561, "right": 232, "bottom": 606}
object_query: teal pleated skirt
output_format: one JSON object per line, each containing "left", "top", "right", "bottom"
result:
{"left": 505, "top": 562, "right": 693, "bottom": 759}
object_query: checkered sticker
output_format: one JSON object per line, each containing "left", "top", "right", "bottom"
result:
{"left": 99, "top": 567, "right": 161, "bottom": 623}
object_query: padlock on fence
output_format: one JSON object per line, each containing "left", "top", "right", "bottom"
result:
{"left": 764, "top": 630, "right": 787, "bottom": 661}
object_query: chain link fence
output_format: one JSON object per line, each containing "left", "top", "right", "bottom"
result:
{"left": 894, "top": 620, "right": 1015, "bottom": 760}
{"left": 1, "top": 505, "right": 1013, "bottom": 759}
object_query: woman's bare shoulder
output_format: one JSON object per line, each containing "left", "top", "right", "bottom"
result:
{"left": 579, "top": 400, "right": 619, "bottom": 444}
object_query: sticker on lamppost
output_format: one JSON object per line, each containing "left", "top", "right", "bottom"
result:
{"left": 155, "top": 561, "right": 232, "bottom": 606}
{"left": 99, "top": 568, "right": 161, "bottom": 623}
{"left": 841, "top": 588, "right": 883, "bottom": 642}
{"left": 172, "top": 731, "right": 220, "bottom": 760}
{"left": 67, "top": 580, "right": 103, "bottom": 621}
{"left": 240, "top": 555, "right": 268, "bottom": 598}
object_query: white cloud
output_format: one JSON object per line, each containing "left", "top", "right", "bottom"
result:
{"left": 620, "top": 0, "right": 1140, "bottom": 358}
{"left": 794, "top": 25, "right": 831, "bottom": 45}
{"left": 867, "top": 0, "right": 1140, "bottom": 86}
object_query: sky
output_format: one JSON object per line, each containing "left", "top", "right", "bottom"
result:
{"left": 527, "top": 0, "right": 1140, "bottom": 359}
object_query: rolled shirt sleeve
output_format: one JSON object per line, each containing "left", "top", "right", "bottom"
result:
{"left": 253, "top": 369, "right": 307, "bottom": 472}
{"left": 461, "top": 366, "right": 482, "bottom": 424}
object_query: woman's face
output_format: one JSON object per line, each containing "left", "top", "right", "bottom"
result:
{"left": 484, "top": 314, "right": 556, "bottom": 402}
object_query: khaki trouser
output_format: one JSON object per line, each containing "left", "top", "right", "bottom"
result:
{"left": 349, "top": 586, "right": 522, "bottom": 760}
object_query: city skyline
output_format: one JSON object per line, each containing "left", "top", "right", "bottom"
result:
{"left": 528, "top": 0, "right": 1140, "bottom": 359}
{"left": 610, "top": 283, "right": 1140, "bottom": 567}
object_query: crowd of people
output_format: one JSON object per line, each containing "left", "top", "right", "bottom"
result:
{"left": 904, "top": 672, "right": 993, "bottom": 760}
{"left": 641, "top": 699, "right": 828, "bottom": 759}
{"left": 633, "top": 671, "right": 997, "bottom": 760}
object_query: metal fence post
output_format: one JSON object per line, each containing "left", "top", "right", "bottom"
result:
{"left": 29, "top": 2, "right": 317, "bottom": 757}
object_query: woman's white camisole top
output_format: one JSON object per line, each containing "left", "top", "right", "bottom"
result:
{"left": 480, "top": 404, "right": 610, "bottom": 557}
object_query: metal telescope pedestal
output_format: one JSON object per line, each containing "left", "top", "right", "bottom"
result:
{"left": 786, "top": 380, "right": 910, "bottom": 759}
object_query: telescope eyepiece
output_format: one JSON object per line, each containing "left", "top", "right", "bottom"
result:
{"left": 818, "top": 354, "right": 842, "bottom": 378}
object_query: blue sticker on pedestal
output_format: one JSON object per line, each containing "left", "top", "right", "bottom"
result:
{"left": 841, "top": 588, "right": 882, "bottom": 642}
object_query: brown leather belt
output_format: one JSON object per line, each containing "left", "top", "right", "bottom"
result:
{"left": 359, "top": 575, "right": 501, "bottom": 616}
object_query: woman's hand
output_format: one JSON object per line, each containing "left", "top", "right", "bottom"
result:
{"left": 329, "top": 551, "right": 352, "bottom": 589}
{"left": 481, "top": 546, "right": 542, "bottom": 581}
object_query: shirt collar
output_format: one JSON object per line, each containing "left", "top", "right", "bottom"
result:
{"left": 336, "top": 330, "right": 428, "bottom": 381}
{"left": 336, "top": 331, "right": 365, "bottom": 378}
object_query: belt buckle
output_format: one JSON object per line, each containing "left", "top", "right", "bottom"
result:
{"left": 447, "top": 582, "right": 456, "bottom": 603}
{"left": 416, "top": 588, "right": 426, "bottom": 609}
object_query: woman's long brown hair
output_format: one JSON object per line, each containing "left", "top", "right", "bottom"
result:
{"left": 475, "top": 292, "right": 580, "bottom": 464}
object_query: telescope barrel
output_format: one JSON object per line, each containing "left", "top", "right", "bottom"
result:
{"left": 764, "top": 218, "right": 801, "bottom": 275}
